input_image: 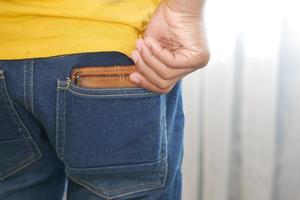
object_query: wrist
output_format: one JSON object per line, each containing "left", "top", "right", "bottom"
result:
{"left": 165, "top": 0, "right": 205, "bottom": 17}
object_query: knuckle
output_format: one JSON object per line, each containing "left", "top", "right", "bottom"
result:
{"left": 152, "top": 49, "right": 159, "bottom": 56}
{"left": 138, "top": 80, "right": 146, "bottom": 88}
{"left": 142, "top": 48, "right": 151, "bottom": 57}
{"left": 160, "top": 70, "right": 173, "bottom": 80}
{"left": 139, "top": 79, "right": 150, "bottom": 88}
{"left": 152, "top": 47, "right": 163, "bottom": 56}
{"left": 160, "top": 87, "right": 172, "bottom": 94}
{"left": 168, "top": 61, "right": 178, "bottom": 68}
{"left": 158, "top": 81, "right": 171, "bottom": 91}
{"left": 135, "top": 64, "right": 146, "bottom": 74}
{"left": 196, "top": 50, "right": 210, "bottom": 68}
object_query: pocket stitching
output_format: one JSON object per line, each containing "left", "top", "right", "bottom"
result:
{"left": 56, "top": 82, "right": 66, "bottom": 159}
{"left": 67, "top": 175, "right": 162, "bottom": 200}
{"left": 0, "top": 74, "right": 27, "bottom": 139}
{"left": 58, "top": 79, "right": 159, "bottom": 97}
{"left": 65, "top": 156, "right": 167, "bottom": 172}
{"left": 0, "top": 69, "right": 42, "bottom": 180}
{"left": 68, "top": 175, "right": 163, "bottom": 199}
{"left": 0, "top": 139, "right": 41, "bottom": 180}
{"left": 70, "top": 173, "right": 163, "bottom": 193}
{"left": 55, "top": 81, "right": 60, "bottom": 157}
{"left": 65, "top": 157, "right": 168, "bottom": 200}
{"left": 68, "top": 89, "right": 158, "bottom": 98}
{"left": 56, "top": 79, "right": 168, "bottom": 198}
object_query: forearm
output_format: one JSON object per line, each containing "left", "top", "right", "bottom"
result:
{"left": 166, "top": 0, "right": 206, "bottom": 16}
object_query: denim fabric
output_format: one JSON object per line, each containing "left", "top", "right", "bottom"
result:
{"left": 0, "top": 51, "right": 185, "bottom": 200}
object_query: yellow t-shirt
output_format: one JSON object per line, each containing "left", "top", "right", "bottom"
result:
{"left": 0, "top": 0, "right": 160, "bottom": 60}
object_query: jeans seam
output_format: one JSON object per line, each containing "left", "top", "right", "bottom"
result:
{"left": 24, "top": 59, "right": 35, "bottom": 114}
{"left": 62, "top": 86, "right": 67, "bottom": 159}
{"left": 56, "top": 81, "right": 66, "bottom": 159}
{"left": 55, "top": 81, "right": 60, "bottom": 158}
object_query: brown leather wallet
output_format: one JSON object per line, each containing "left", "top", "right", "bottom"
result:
{"left": 71, "top": 65, "right": 138, "bottom": 88}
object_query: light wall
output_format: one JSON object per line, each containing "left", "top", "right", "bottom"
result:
{"left": 181, "top": 0, "right": 300, "bottom": 199}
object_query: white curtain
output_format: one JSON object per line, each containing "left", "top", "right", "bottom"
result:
{"left": 182, "top": 0, "right": 300, "bottom": 200}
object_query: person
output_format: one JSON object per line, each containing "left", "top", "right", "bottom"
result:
{"left": 0, "top": 0, "right": 209, "bottom": 199}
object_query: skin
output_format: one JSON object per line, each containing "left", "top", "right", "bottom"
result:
{"left": 129, "top": 0, "right": 210, "bottom": 94}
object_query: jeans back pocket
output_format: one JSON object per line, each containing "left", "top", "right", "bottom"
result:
{"left": 56, "top": 79, "right": 168, "bottom": 199}
{"left": 0, "top": 69, "right": 41, "bottom": 181}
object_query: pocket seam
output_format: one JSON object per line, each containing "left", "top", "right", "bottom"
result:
{"left": 67, "top": 175, "right": 163, "bottom": 200}
{"left": 57, "top": 79, "right": 159, "bottom": 98}
{"left": 0, "top": 139, "right": 41, "bottom": 180}
{"left": 0, "top": 68, "right": 41, "bottom": 142}
{"left": 65, "top": 157, "right": 168, "bottom": 199}
{"left": 68, "top": 89, "right": 158, "bottom": 98}
{"left": 56, "top": 80, "right": 66, "bottom": 159}
{"left": 65, "top": 157, "right": 168, "bottom": 172}
{"left": 56, "top": 79, "right": 168, "bottom": 198}
{"left": 0, "top": 69, "right": 42, "bottom": 180}
{"left": 68, "top": 170, "right": 164, "bottom": 193}
{"left": 0, "top": 73, "right": 26, "bottom": 140}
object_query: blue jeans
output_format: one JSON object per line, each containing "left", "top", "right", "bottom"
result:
{"left": 0, "top": 51, "right": 184, "bottom": 200}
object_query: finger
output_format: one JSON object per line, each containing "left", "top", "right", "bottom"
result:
{"left": 131, "top": 49, "right": 176, "bottom": 90}
{"left": 136, "top": 39, "right": 192, "bottom": 80}
{"left": 129, "top": 72, "right": 175, "bottom": 94}
{"left": 144, "top": 36, "right": 208, "bottom": 69}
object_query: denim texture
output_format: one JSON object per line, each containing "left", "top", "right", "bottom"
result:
{"left": 0, "top": 51, "right": 185, "bottom": 200}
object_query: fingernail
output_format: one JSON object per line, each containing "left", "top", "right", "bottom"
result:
{"left": 130, "top": 74, "right": 140, "bottom": 84}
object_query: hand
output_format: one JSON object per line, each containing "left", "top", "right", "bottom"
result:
{"left": 129, "top": 0, "right": 210, "bottom": 94}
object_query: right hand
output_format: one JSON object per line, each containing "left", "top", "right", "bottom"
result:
{"left": 129, "top": 0, "right": 210, "bottom": 93}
